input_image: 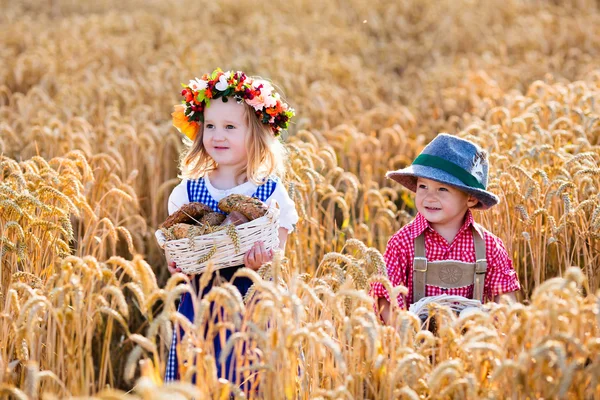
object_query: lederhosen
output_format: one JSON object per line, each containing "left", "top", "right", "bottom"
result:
{"left": 412, "top": 226, "right": 488, "bottom": 303}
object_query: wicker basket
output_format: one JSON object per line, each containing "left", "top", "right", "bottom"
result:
{"left": 163, "top": 206, "right": 280, "bottom": 274}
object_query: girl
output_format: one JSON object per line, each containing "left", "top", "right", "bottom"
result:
{"left": 155, "top": 68, "right": 298, "bottom": 385}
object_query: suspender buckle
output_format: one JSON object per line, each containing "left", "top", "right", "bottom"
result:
{"left": 413, "top": 257, "right": 428, "bottom": 272}
{"left": 475, "top": 259, "right": 488, "bottom": 274}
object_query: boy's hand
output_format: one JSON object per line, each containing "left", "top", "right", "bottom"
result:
{"left": 493, "top": 291, "right": 518, "bottom": 303}
{"left": 378, "top": 297, "right": 391, "bottom": 325}
{"left": 244, "top": 241, "right": 273, "bottom": 271}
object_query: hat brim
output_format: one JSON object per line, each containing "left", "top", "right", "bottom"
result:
{"left": 387, "top": 165, "right": 499, "bottom": 210}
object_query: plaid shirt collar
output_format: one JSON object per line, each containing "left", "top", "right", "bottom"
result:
{"left": 408, "top": 209, "right": 484, "bottom": 242}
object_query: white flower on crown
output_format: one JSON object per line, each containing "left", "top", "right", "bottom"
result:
{"left": 246, "top": 79, "right": 277, "bottom": 110}
{"left": 188, "top": 77, "right": 208, "bottom": 92}
{"left": 215, "top": 71, "right": 233, "bottom": 91}
{"left": 471, "top": 151, "right": 486, "bottom": 184}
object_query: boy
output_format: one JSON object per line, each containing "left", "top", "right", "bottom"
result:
{"left": 371, "top": 133, "right": 520, "bottom": 324}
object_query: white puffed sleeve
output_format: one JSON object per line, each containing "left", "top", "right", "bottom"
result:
{"left": 266, "top": 181, "right": 299, "bottom": 233}
{"left": 167, "top": 180, "right": 190, "bottom": 216}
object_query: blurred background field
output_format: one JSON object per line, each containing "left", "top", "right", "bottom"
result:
{"left": 1, "top": 0, "right": 599, "bottom": 398}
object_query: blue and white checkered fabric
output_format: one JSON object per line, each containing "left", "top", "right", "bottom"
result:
{"left": 187, "top": 178, "right": 221, "bottom": 213}
{"left": 186, "top": 176, "right": 278, "bottom": 213}
{"left": 164, "top": 325, "right": 179, "bottom": 382}
{"left": 164, "top": 175, "right": 278, "bottom": 382}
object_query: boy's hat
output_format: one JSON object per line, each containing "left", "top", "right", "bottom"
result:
{"left": 386, "top": 133, "right": 499, "bottom": 209}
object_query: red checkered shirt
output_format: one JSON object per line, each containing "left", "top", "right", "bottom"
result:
{"left": 370, "top": 210, "right": 520, "bottom": 308}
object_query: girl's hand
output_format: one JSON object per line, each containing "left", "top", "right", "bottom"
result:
{"left": 243, "top": 241, "right": 273, "bottom": 271}
{"left": 168, "top": 261, "right": 182, "bottom": 275}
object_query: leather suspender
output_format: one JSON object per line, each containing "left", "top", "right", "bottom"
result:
{"left": 413, "top": 234, "right": 428, "bottom": 303}
{"left": 472, "top": 227, "right": 487, "bottom": 302}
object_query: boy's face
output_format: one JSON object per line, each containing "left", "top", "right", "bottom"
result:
{"left": 415, "top": 177, "right": 479, "bottom": 228}
{"left": 202, "top": 99, "right": 249, "bottom": 171}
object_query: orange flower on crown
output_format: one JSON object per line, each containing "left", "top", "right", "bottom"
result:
{"left": 266, "top": 102, "right": 283, "bottom": 116}
{"left": 171, "top": 104, "right": 200, "bottom": 141}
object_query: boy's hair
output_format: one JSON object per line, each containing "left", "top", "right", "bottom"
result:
{"left": 179, "top": 101, "right": 287, "bottom": 184}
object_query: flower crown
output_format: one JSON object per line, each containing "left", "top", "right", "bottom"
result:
{"left": 171, "top": 68, "right": 295, "bottom": 141}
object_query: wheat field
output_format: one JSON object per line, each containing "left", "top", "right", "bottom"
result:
{"left": 1, "top": 0, "right": 599, "bottom": 398}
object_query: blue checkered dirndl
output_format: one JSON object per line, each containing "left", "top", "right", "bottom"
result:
{"left": 164, "top": 176, "right": 278, "bottom": 383}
